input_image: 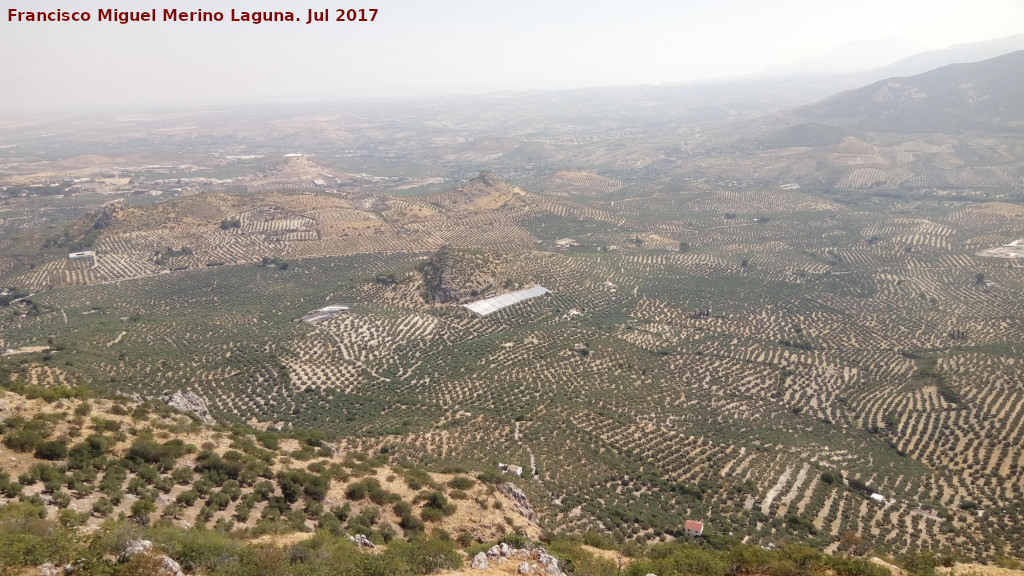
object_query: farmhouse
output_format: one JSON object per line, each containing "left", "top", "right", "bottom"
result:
{"left": 684, "top": 520, "right": 704, "bottom": 537}
{"left": 498, "top": 463, "right": 523, "bottom": 477}
{"left": 68, "top": 250, "right": 95, "bottom": 260}
{"left": 870, "top": 493, "right": 887, "bottom": 503}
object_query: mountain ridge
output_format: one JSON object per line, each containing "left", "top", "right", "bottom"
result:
{"left": 795, "top": 50, "right": 1024, "bottom": 133}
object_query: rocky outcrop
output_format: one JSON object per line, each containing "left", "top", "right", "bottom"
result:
{"left": 870, "top": 557, "right": 903, "bottom": 575}
{"left": 347, "top": 533, "right": 376, "bottom": 549}
{"left": 497, "top": 482, "right": 539, "bottom": 525}
{"left": 155, "top": 556, "right": 184, "bottom": 576}
{"left": 38, "top": 563, "right": 74, "bottom": 575}
{"left": 120, "top": 539, "right": 153, "bottom": 561}
{"left": 418, "top": 246, "right": 502, "bottom": 305}
{"left": 471, "top": 544, "right": 564, "bottom": 576}
{"left": 471, "top": 552, "right": 490, "bottom": 570}
{"left": 118, "top": 540, "right": 184, "bottom": 576}
{"left": 161, "top": 391, "right": 215, "bottom": 424}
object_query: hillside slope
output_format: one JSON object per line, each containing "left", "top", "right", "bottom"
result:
{"left": 798, "top": 50, "right": 1024, "bottom": 132}
{"left": 0, "top": 386, "right": 544, "bottom": 573}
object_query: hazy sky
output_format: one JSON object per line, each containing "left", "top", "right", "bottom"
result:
{"left": 1, "top": 0, "right": 1023, "bottom": 112}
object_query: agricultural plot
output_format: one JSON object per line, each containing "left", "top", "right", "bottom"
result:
{"left": 3, "top": 92, "right": 1024, "bottom": 563}
{"left": 532, "top": 171, "right": 623, "bottom": 197}
{"left": 7, "top": 189, "right": 1022, "bottom": 559}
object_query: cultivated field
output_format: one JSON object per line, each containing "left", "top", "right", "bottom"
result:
{"left": 2, "top": 92, "right": 1024, "bottom": 562}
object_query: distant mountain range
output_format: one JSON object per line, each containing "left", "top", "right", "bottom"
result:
{"left": 761, "top": 33, "right": 1024, "bottom": 80}
{"left": 761, "top": 38, "right": 929, "bottom": 77}
{"left": 871, "top": 33, "right": 1024, "bottom": 79}
{"left": 796, "top": 50, "right": 1024, "bottom": 133}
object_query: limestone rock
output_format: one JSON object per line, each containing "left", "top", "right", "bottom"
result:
{"left": 537, "top": 549, "right": 559, "bottom": 570}
{"left": 38, "top": 563, "right": 74, "bottom": 575}
{"left": 120, "top": 539, "right": 153, "bottom": 561}
{"left": 118, "top": 540, "right": 183, "bottom": 576}
{"left": 162, "top": 391, "right": 215, "bottom": 424}
{"left": 478, "top": 544, "right": 566, "bottom": 576}
{"left": 471, "top": 552, "right": 490, "bottom": 570}
{"left": 497, "top": 482, "right": 540, "bottom": 525}
{"left": 158, "top": 555, "right": 184, "bottom": 576}
{"left": 870, "top": 557, "right": 903, "bottom": 576}
{"left": 347, "top": 533, "right": 376, "bottom": 549}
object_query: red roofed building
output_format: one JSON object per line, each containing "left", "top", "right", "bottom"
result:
{"left": 684, "top": 520, "right": 704, "bottom": 537}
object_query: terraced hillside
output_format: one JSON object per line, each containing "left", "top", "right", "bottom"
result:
{"left": 3, "top": 53, "right": 1024, "bottom": 565}
{"left": 2, "top": 168, "right": 1023, "bottom": 562}
{"left": 0, "top": 385, "right": 544, "bottom": 542}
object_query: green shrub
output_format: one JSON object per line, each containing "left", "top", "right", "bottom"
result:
{"left": 0, "top": 502, "right": 79, "bottom": 568}
{"left": 476, "top": 469, "right": 503, "bottom": 485}
{"left": 207, "top": 491, "right": 231, "bottom": 510}
{"left": 448, "top": 476, "right": 475, "bottom": 490}
{"left": 152, "top": 524, "right": 243, "bottom": 572}
{"left": 51, "top": 490, "right": 72, "bottom": 509}
{"left": 582, "top": 529, "right": 616, "bottom": 550}
{"left": 400, "top": 512, "right": 425, "bottom": 533}
{"left": 424, "top": 491, "right": 448, "bottom": 510}
{"left": 331, "top": 503, "right": 352, "bottom": 521}
{"left": 253, "top": 479, "right": 274, "bottom": 500}
{"left": 163, "top": 503, "right": 180, "bottom": 519}
{"left": 897, "top": 551, "right": 940, "bottom": 576}
{"left": 499, "top": 533, "right": 529, "bottom": 549}
{"left": 4, "top": 429, "right": 44, "bottom": 453}
{"left": 828, "top": 556, "right": 892, "bottom": 576}
{"left": 56, "top": 508, "right": 88, "bottom": 528}
{"left": 420, "top": 507, "right": 444, "bottom": 523}
{"left": 384, "top": 535, "right": 462, "bottom": 574}
{"left": 176, "top": 490, "right": 200, "bottom": 506}
{"left": 346, "top": 481, "right": 367, "bottom": 500}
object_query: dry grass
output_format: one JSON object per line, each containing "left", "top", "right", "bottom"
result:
{"left": 939, "top": 564, "right": 1024, "bottom": 576}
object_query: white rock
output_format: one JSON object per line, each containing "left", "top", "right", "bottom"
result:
{"left": 38, "top": 563, "right": 66, "bottom": 576}
{"left": 121, "top": 539, "right": 153, "bottom": 560}
{"left": 471, "top": 552, "right": 490, "bottom": 570}
{"left": 159, "top": 555, "right": 184, "bottom": 576}
{"left": 519, "top": 561, "right": 532, "bottom": 574}
{"left": 346, "top": 533, "right": 376, "bottom": 549}
{"left": 161, "top": 390, "right": 215, "bottom": 424}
